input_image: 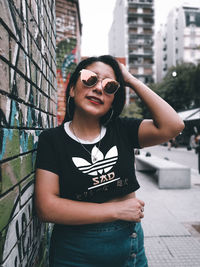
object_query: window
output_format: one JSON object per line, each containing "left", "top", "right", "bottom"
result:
{"left": 137, "top": 57, "right": 143, "bottom": 64}
{"left": 175, "top": 19, "right": 178, "bottom": 29}
{"left": 191, "top": 50, "right": 195, "bottom": 58}
{"left": 190, "top": 14, "right": 195, "bottom": 23}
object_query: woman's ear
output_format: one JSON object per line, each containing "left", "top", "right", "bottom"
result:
{"left": 69, "top": 86, "right": 75, "bottom": 97}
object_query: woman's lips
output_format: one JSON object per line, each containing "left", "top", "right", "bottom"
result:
{"left": 87, "top": 96, "right": 103, "bottom": 105}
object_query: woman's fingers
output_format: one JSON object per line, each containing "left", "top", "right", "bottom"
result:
{"left": 138, "top": 199, "right": 145, "bottom": 207}
{"left": 114, "top": 197, "right": 145, "bottom": 222}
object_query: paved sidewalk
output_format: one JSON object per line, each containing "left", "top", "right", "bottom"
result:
{"left": 136, "top": 157, "right": 200, "bottom": 266}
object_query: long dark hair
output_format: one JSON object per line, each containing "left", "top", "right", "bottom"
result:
{"left": 63, "top": 55, "right": 126, "bottom": 125}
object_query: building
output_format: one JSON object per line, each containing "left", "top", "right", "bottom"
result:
{"left": 109, "top": 0, "right": 154, "bottom": 87}
{"left": 56, "top": 0, "right": 82, "bottom": 124}
{"left": 156, "top": 1, "right": 200, "bottom": 80}
{"left": 154, "top": 29, "right": 163, "bottom": 83}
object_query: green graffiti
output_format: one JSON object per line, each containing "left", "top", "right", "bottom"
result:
{"left": 56, "top": 38, "right": 77, "bottom": 81}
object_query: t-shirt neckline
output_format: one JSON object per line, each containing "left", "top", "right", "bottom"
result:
{"left": 64, "top": 121, "right": 107, "bottom": 144}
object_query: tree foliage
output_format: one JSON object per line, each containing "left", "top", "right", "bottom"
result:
{"left": 138, "top": 62, "right": 200, "bottom": 118}
{"left": 121, "top": 101, "right": 143, "bottom": 119}
{"left": 123, "top": 62, "right": 200, "bottom": 119}
{"left": 154, "top": 63, "right": 200, "bottom": 112}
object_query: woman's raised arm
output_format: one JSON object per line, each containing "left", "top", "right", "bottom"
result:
{"left": 120, "top": 64, "right": 185, "bottom": 148}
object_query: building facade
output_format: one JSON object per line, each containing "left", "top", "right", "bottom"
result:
{"left": 56, "top": 0, "right": 82, "bottom": 125}
{"left": 156, "top": 2, "right": 200, "bottom": 80}
{"left": 109, "top": 0, "right": 154, "bottom": 86}
{"left": 154, "top": 29, "right": 163, "bottom": 83}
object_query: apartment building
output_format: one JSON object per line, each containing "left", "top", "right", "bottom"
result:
{"left": 157, "top": 2, "right": 200, "bottom": 80}
{"left": 109, "top": 0, "right": 154, "bottom": 85}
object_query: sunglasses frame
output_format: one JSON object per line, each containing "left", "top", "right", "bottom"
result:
{"left": 79, "top": 69, "right": 120, "bottom": 95}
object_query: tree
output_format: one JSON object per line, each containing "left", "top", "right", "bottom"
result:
{"left": 152, "top": 63, "right": 199, "bottom": 112}
{"left": 122, "top": 62, "right": 200, "bottom": 119}
{"left": 121, "top": 101, "right": 143, "bottom": 118}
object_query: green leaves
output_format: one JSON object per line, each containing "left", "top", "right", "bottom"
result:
{"left": 122, "top": 62, "right": 200, "bottom": 119}
{"left": 121, "top": 101, "right": 143, "bottom": 119}
{"left": 152, "top": 63, "right": 200, "bottom": 113}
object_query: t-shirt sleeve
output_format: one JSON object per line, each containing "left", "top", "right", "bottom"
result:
{"left": 117, "top": 117, "right": 143, "bottom": 148}
{"left": 35, "top": 130, "right": 60, "bottom": 175}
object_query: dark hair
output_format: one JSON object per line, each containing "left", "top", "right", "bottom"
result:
{"left": 63, "top": 55, "right": 126, "bottom": 125}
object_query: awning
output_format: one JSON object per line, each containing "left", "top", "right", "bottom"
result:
{"left": 178, "top": 108, "right": 200, "bottom": 121}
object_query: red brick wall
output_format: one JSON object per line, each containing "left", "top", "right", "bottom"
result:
{"left": 56, "top": 0, "right": 81, "bottom": 125}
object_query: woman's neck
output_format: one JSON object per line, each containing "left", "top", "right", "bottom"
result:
{"left": 70, "top": 114, "right": 101, "bottom": 141}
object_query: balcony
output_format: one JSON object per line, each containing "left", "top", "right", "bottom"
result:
{"left": 128, "top": 0, "right": 154, "bottom": 7}
{"left": 143, "top": 29, "right": 153, "bottom": 34}
{"left": 129, "top": 62, "right": 153, "bottom": 68}
{"left": 128, "top": 12, "right": 154, "bottom": 18}
{"left": 128, "top": 20, "right": 154, "bottom": 27}
{"left": 128, "top": 8, "right": 137, "bottom": 13}
{"left": 134, "top": 73, "right": 154, "bottom": 83}
{"left": 129, "top": 57, "right": 153, "bottom": 66}
{"left": 129, "top": 38, "right": 154, "bottom": 46}
{"left": 129, "top": 51, "right": 153, "bottom": 58}
{"left": 129, "top": 32, "right": 153, "bottom": 38}
{"left": 128, "top": 29, "right": 138, "bottom": 34}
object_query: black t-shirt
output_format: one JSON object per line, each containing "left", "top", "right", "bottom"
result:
{"left": 35, "top": 117, "right": 143, "bottom": 203}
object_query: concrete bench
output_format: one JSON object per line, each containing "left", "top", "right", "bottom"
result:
{"left": 135, "top": 154, "right": 191, "bottom": 189}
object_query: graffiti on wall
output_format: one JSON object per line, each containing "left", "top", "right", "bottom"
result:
{"left": 56, "top": 38, "right": 77, "bottom": 124}
{"left": 56, "top": 38, "right": 77, "bottom": 84}
{"left": 0, "top": 0, "right": 56, "bottom": 266}
{"left": 2, "top": 180, "right": 47, "bottom": 267}
{"left": 55, "top": 0, "right": 80, "bottom": 124}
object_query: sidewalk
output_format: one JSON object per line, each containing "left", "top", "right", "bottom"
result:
{"left": 136, "top": 162, "right": 200, "bottom": 266}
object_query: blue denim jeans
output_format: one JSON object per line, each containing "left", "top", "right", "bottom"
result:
{"left": 49, "top": 221, "right": 148, "bottom": 267}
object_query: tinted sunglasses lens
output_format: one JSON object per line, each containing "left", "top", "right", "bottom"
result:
{"left": 80, "top": 70, "right": 97, "bottom": 87}
{"left": 103, "top": 79, "right": 120, "bottom": 94}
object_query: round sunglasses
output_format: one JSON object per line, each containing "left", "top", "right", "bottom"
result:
{"left": 79, "top": 69, "right": 120, "bottom": 95}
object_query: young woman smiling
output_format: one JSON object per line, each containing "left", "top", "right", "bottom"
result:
{"left": 35, "top": 55, "right": 184, "bottom": 267}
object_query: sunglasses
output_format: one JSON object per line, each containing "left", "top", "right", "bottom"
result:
{"left": 79, "top": 69, "right": 120, "bottom": 95}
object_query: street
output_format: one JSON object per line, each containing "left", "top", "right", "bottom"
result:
{"left": 141, "top": 145, "right": 199, "bottom": 171}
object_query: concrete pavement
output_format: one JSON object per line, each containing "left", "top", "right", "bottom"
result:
{"left": 136, "top": 147, "right": 200, "bottom": 267}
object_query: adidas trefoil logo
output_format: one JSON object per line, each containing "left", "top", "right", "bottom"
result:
{"left": 72, "top": 146, "right": 118, "bottom": 176}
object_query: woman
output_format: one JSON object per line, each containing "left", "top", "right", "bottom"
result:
{"left": 35, "top": 55, "right": 184, "bottom": 267}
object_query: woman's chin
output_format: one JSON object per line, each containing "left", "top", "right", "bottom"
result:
{"left": 77, "top": 106, "right": 109, "bottom": 119}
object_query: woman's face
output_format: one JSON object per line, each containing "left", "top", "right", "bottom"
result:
{"left": 70, "top": 62, "right": 116, "bottom": 120}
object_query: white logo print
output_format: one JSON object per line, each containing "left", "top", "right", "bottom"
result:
{"left": 72, "top": 146, "right": 118, "bottom": 176}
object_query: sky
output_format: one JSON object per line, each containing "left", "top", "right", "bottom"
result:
{"left": 79, "top": 0, "right": 200, "bottom": 57}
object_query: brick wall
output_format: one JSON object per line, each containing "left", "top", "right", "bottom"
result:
{"left": 56, "top": 0, "right": 81, "bottom": 125}
{"left": 0, "top": 0, "right": 57, "bottom": 266}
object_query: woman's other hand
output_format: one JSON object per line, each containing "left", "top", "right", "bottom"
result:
{"left": 113, "top": 197, "right": 145, "bottom": 222}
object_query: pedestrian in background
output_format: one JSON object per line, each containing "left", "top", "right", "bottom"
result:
{"left": 196, "top": 133, "right": 200, "bottom": 173}
{"left": 189, "top": 134, "right": 196, "bottom": 150}
{"left": 35, "top": 55, "right": 184, "bottom": 266}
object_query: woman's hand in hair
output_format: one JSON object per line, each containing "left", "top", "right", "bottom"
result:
{"left": 118, "top": 63, "right": 134, "bottom": 88}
